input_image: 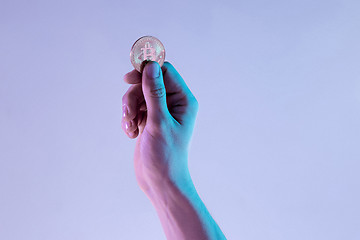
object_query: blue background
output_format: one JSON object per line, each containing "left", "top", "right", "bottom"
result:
{"left": 1, "top": 0, "right": 359, "bottom": 239}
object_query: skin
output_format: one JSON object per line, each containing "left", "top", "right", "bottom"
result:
{"left": 122, "top": 61, "right": 226, "bottom": 240}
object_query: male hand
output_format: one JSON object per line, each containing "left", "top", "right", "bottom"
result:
{"left": 121, "top": 61, "right": 199, "bottom": 194}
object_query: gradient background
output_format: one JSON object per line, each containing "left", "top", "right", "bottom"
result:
{"left": 1, "top": 0, "right": 359, "bottom": 239}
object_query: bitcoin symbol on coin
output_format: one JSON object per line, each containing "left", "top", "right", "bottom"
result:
{"left": 141, "top": 42, "right": 156, "bottom": 61}
{"left": 130, "top": 36, "right": 166, "bottom": 73}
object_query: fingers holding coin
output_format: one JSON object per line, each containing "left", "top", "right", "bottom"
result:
{"left": 122, "top": 36, "right": 165, "bottom": 138}
{"left": 130, "top": 36, "right": 165, "bottom": 73}
{"left": 122, "top": 83, "right": 145, "bottom": 138}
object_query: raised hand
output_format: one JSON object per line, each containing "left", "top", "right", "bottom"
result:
{"left": 122, "top": 61, "right": 198, "bottom": 192}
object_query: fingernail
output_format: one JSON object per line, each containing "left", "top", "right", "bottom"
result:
{"left": 125, "top": 121, "right": 131, "bottom": 130}
{"left": 139, "top": 104, "right": 147, "bottom": 111}
{"left": 129, "top": 131, "right": 135, "bottom": 138}
{"left": 122, "top": 105, "right": 129, "bottom": 118}
{"left": 146, "top": 62, "right": 160, "bottom": 79}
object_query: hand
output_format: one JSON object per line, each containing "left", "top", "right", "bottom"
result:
{"left": 121, "top": 61, "right": 199, "bottom": 194}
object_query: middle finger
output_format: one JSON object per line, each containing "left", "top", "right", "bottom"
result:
{"left": 122, "top": 83, "right": 144, "bottom": 121}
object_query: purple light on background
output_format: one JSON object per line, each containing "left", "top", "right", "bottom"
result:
{"left": 1, "top": 0, "right": 359, "bottom": 239}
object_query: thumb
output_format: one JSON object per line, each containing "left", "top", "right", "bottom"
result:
{"left": 142, "top": 61, "right": 169, "bottom": 122}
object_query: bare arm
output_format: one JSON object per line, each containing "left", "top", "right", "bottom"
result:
{"left": 146, "top": 171, "right": 226, "bottom": 240}
{"left": 122, "top": 61, "right": 226, "bottom": 239}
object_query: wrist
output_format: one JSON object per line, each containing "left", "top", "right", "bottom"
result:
{"left": 145, "top": 169, "right": 197, "bottom": 205}
{"left": 141, "top": 152, "right": 191, "bottom": 192}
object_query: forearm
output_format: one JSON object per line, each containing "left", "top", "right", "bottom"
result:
{"left": 145, "top": 171, "right": 226, "bottom": 240}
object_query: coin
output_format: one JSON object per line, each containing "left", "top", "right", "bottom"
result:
{"left": 130, "top": 36, "right": 166, "bottom": 73}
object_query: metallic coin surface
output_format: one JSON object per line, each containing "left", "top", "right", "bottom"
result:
{"left": 130, "top": 36, "right": 166, "bottom": 73}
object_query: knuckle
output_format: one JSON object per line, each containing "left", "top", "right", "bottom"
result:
{"left": 122, "top": 92, "right": 129, "bottom": 104}
{"left": 192, "top": 96, "right": 199, "bottom": 107}
{"left": 122, "top": 84, "right": 141, "bottom": 104}
{"left": 187, "top": 95, "right": 199, "bottom": 112}
{"left": 149, "top": 87, "right": 166, "bottom": 98}
{"left": 123, "top": 72, "right": 130, "bottom": 82}
{"left": 121, "top": 118, "right": 129, "bottom": 131}
{"left": 127, "top": 127, "right": 139, "bottom": 138}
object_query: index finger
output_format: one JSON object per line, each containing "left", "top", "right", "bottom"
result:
{"left": 161, "top": 61, "right": 193, "bottom": 96}
{"left": 124, "top": 69, "right": 141, "bottom": 84}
